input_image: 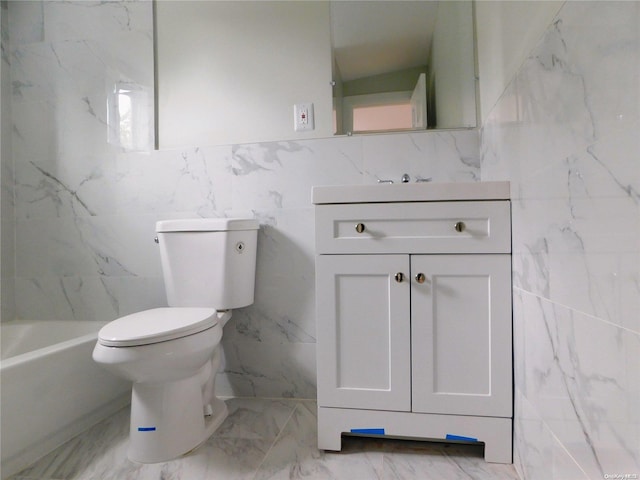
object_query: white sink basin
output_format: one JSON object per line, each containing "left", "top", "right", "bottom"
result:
{"left": 312, "top": 181, "right": 510, "bottom": 204}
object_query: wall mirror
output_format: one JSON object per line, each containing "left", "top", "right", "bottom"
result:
{"left": 155, "top": 1, "right": 477, "bottom": 149}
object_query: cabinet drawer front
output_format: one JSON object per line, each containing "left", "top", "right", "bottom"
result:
{"left": 315, "top": 201, "right": 511, "bottom": 254}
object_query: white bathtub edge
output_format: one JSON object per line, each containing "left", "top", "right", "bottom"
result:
{"left": 1, "top": 392, "right": 130, "bottom": 480}
{"left": 1, "top": 330, "right": 101, "bottom": 368}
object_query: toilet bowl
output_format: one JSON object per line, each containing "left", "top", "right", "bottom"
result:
{"left": 94, "top": 308, "right": 231, "bottom": 463}
{"left": 92, "top": 218, "right": 258, "bottom": 463}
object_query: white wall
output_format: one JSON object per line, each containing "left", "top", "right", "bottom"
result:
{"left": 432, "top": 0, "right": 476, "bottom": 129}
{"left": 475, "top": 0, "right": 563, "bottom": 123}
{"left": 157, "top": 1, "right": 333, "bottom": 148}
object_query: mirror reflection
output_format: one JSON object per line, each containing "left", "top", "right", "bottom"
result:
{"left": 155, "top": 1, "right": 476, "bottom": 150}
{"left": 331, "top": 1, "right": 476, "bottom": 134}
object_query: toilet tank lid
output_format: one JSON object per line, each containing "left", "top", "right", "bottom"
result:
{"left": 156, "top": 218, "right": 259, "bottom": 232}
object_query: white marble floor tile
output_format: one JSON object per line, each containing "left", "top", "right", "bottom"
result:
{"left": 10, "top": 398, "right": 521, "bottom": 480}
{"left": 213, "top": 397, "right": 298, "bottom": 441}
{"left": 381, "top": 441, "right": 520, "bottom": 480}
{"left": 253, "top": 401, "right": 385, "bottom": 480}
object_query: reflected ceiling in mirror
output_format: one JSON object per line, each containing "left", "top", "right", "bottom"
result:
{"left": 331, "top": 1, "right": 437, "bottom": 83}
{"left": 331, "top": 1, "right": 476, "bottom": 135}
{"left": 155, "top": 1, "right": 476, "bottom": 150}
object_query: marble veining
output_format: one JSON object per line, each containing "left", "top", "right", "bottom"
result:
{"left": 5, "top": 1, "right": 639, "bottom": 479}
{"left": 6, "top": 0, "right": 480, "bottom": 400}
{"left": 9, "top": 398, "right": 520, "bottom": 480}
{"left": 481, "top": 1, "right": 639, "bottom": 478}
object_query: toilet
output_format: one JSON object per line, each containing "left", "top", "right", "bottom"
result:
{"left": 92, "top": 218, "right": 258, "bottom": 463}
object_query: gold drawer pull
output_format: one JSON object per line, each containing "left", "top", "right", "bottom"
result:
{"left": 355, "top": 223, "right": 366, "bottom": 233}
{"left": 454, "top": 221, "right": 466, "bottom": 233}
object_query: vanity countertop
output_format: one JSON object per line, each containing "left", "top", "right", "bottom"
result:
{"left": 312, "top": 181, "right": 510, "bottom": 204}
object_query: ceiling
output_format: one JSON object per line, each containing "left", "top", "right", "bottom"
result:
{"left": 330, "top": 1, "right": 439, "bottom": 82}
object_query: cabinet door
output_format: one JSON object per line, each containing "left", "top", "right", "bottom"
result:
{"left": 411, "top": 254, "right": 512, "bottom": 417}
{"left": 316, "top": 254, "right": 411, "bottom": 411}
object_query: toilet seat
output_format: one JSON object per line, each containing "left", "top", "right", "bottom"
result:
{"left": 98, "top": 307, "right": 219, "bottom": 347}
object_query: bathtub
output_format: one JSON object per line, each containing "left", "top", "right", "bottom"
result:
{"left": 1, "top": 320, "right": 130, "bottom": 479}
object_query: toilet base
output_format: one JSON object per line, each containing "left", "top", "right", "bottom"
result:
{"left": 127, "top": 374, "right": 227, "bottom": 463}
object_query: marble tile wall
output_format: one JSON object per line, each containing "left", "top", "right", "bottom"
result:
{"left": 481, "top": 2, "right": 640, "bottom": 479}
{"left": 1, "top": 0, "right": 15, "bottom": 322}
{"left": 7, "top": 0, "right": 155, "bottom": 321}
{"left": 4, "top": 0, "right": 480, "bottom": 399}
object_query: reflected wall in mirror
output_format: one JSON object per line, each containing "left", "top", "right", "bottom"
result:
{"left": 332, "top": 1, "right": 476, "bottom": 134}
{"left": 156, "top": 1, "right": 477, "bottom": 150}
{"left": 156, "top": 1, "right": 333, "bottom": 148}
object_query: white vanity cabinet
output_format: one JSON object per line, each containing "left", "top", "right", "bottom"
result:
{"left": 313, "top": 183, "right": 513, "bottom": 464}
{"left": 316, "top": 254, "right": 412, "bottom": 412}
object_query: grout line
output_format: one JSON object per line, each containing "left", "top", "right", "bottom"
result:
{"left": 220, "top": 395, "right": 317, "bottom": 402}
{"left": 513, "top": 286, "right": 640, "bottom": 336}
{"left": 515, "top": 391, "right": 590, "bottom": 480}
{"left": 249, "top": 399, "right": 301, "bottom": 480}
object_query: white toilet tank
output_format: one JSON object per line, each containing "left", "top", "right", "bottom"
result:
{"left": 155, "top": 218, "right": 259, "bottom": 309}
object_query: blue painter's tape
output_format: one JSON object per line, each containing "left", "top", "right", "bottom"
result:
{"left": 350, "top": 428, "right": 385, "bottom": 435}
{"left": 138, "top": 427, "right": 156, "bottom": 432}
{"left": 446, "top": 434, "right": 478, "bottom": 442}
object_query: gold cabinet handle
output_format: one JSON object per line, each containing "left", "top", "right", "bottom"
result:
{"left": 415, "top": 272, "right": 426, "bottom": 284}
{"left": 355, "top": 223, "right": 366, "bottom": 233}
{"left": 454, "top": 221, "right": 466, "bottom": 233}
{"left": 394, "top": 272, "right": 404, "bottom": 283}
